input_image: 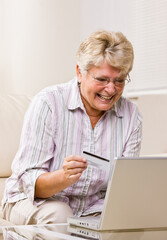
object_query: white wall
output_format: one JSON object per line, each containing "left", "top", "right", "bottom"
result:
{"left": 0, "top": 0, "right": 133, "bottom": 96}
{"left": 79, "top": 0, "right": 134, "bottom": 42}
{"left": 0, "top": 0, "right": 81, "bottom": 95}
{"left": 2, "top": 0, "right": 166, "bottom": 96}
{"left": 127, "top": 0, "right": 167, "bottom": 97}
{"left": 0, "top": 0, "right": 4, "bottom": 92}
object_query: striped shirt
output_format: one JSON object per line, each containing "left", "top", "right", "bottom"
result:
{"left": 2, "top": 77, "right": 142, "bottom": 216}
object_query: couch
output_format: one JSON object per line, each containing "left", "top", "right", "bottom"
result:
{"left": 131, "top": 95, "right": 167, "bottom": 155}
{"left": 0, "top": 95, "right": 31, "bottom": 226}
{"left": 0, "top": 94, "right": 167, "bottom": 226}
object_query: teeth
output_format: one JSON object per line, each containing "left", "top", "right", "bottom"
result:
{"left": 98, "top": 94, "right": 112, "bottom": 100}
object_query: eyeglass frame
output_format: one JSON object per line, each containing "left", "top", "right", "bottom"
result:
{"left": 87, "top": 71, "right": 131, "bottom": 87}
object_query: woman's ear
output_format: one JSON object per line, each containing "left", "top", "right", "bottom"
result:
{"left": 76, "top": 65, "right": 81, "bottom": 80}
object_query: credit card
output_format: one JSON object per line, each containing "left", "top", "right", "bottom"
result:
{"left": 83, "top": 151, "right": 110, "bottom": 170}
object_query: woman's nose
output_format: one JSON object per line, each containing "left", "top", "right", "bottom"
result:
{"left": 104, "top": 81, "right": 116, "bottom": 93}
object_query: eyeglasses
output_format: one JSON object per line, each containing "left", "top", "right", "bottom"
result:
{"left": 87, "top": 71, "right": 131, "bottom": 88}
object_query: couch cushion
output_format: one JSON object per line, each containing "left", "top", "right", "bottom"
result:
{"left": 0, "top": 178, "right": 7, "bottom": 204}
{"left": 136, "top": 94, "right": 167, "bottom": 155}
{"left": 0, "top": 95, "right": 31, "bottom": 177}
{"left": 0, "top": 209, "right": 13, "bottom": 225}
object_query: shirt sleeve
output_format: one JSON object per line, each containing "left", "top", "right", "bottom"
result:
{"left": 11, "top": 93, "right": 55, "bottom": 203}
{"left": 122, "top": 104, "right": 143, "bottom": 157}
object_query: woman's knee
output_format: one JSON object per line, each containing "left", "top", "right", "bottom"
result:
{"left": 37, "top": 200, "right": 73, "bottom": 224}
{"left": 3, "top": 199, "right": 74, "bottom": 225}
{"left": 52, "top": 201, "right": 73, "bottom": 223}
{"left": 2, "top": 199, "right": 38, "bottom": 225}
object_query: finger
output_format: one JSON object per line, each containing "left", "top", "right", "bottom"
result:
{"left": 63, "top": 159, "right": 87, "bottom": 172}
{"left": 63, "top": 163, "right": 87, "bottom": 176}
{"left": 65, "top": 155, "right": 87, "bottom": 163}
{"left": 65, "top": 160, "right": 88, "bottom": 170}
{"left": 69, "top": 173, "right": 82, "bottom": 183}
{"left": 66, "top": 167, "right": 87, "bottom": 176}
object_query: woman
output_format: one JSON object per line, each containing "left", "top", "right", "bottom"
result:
{"left": 2, "top": 30, "right": 142, "bottom": 224}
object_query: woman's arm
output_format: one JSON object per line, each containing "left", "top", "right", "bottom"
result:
{"left": 35, "top": 155, "right": 88, "bottom": 198}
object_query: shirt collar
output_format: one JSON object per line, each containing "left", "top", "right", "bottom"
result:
{"left": 113, "top": 97, "right": 124, "bottom": 117}
{"left": 67, "top": 77, "right": 84, "bottom": 111}
{"left": 67, "top": 77, "right": 124, "bottom": 117}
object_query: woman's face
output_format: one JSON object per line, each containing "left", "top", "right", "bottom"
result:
{"left": 76, "top": 59, "right": 125, "bottom": 117}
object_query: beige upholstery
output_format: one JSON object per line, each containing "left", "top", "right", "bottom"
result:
{"left": 131, "top": 95, "right": 167, "bottom": 156}
{"left": 0, "top": 93, "right": 166, "bottom": 226}
{"left": 0, "top": 95, "right": 32, "bottom": 176}
{"left": 0, "top": 95, "right": 31, "bottom": 226}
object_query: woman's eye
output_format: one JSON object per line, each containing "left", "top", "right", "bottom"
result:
{"left": 116, "top": 79, "right": 124, "bottom": 83}
{"left": 96, "top": 78, "right": 106, "bottom": 82}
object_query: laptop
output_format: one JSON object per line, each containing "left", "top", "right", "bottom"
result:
{"left": 68, "top": 153, "right": 167, "bottom": 231}
{"left": 67, "top": 224, "right": 167, "bottom": 240}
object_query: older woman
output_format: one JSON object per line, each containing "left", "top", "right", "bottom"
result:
{"left": 2, "top": 30, "right": 142, "bottom": 224}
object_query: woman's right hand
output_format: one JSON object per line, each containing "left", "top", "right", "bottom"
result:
{"left": 61, "top": 155, "right": 88, "bottom": 185}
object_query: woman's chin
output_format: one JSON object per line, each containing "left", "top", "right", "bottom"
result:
{"left": 95, "top": 103, "right": 114, "bottom": 112}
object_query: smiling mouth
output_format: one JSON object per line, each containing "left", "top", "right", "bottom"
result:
{"left": 97, "top": 93, "right": 113, "bottom": 100}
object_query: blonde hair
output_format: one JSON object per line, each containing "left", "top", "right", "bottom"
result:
{"left": 76, "top": 30, "right": 134, "bottom": 76}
